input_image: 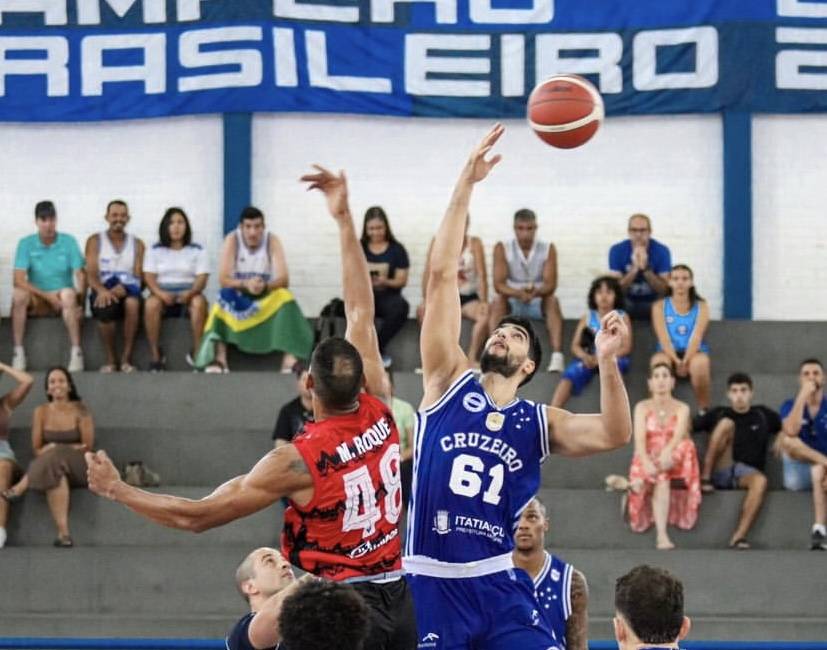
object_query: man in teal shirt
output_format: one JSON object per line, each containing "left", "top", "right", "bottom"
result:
{"left": 12, "top": 201, "right": 86, "bottom": 372}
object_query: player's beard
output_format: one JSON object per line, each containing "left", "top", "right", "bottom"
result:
{"left": 480, "top": 346, "right": 521, "bottom": 379}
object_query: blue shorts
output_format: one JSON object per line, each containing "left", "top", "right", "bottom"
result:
{"left": 782, "top": 454, "right": 813, "bottom": 491}
{"left": 712, "top": 462, "right": 760, "bottom": 489}
{"left": 407, "top": 569, "right": 557, "bottom": 650}
{"left": 562, "top": 355, "right": 630, "bottom": 396}
{"left": 508, "top": 298, "right": 544, "bottom": 322}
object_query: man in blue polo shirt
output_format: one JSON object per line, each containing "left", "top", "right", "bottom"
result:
{"left": 778, "top": 358, "right": 827, "bottom": 550}
{"left": 12, "top": 201, "right": 85, "bottom": 372}
{"left": 608, "top": 213, "right": 671, "bottom": 320}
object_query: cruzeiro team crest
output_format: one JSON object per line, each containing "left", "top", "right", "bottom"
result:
{"left": 432, "top": 510, "right": 451, "bottom": 535}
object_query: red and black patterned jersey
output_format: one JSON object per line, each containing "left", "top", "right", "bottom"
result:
{"left": 281, "top": 392, "right": 403, "bottom": 581}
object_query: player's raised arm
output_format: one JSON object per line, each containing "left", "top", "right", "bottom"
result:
{"left": 547, "top": 311, "right": 632, "bottom": 456}
{"left": 301, "top": 166, "right": 388, "bottom": 401}
{"left": 421, "top": 124, "right": 504, "bottom": 399}
{"left": 85, "top": 445, "right": 312, "bottom": 532}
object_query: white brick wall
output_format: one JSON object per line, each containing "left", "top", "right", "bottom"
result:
{"left": 753, "top": 115, "right": 827, "bottom": 320}
{"left": 253, "top": 113, "right": 724, "bottom": 318}
{"left": 0, "top": 116, "right": 224, "bottom": 317}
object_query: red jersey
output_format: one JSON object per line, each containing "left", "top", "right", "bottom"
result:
{"left": 281, "top": 392, "right": 403, "bottom": 581}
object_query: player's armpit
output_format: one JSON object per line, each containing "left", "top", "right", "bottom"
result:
{"left": 565, "top": 570, "right": 589, "bottom": 650}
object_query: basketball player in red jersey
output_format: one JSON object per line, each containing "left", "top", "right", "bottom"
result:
{"left": 85, "top": 167, "right": 416, "bottom": 650}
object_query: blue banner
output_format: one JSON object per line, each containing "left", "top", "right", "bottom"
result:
{"left": 0, "top": 0, "right": 826, "bottom": 121}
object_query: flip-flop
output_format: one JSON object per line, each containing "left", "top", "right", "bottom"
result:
{"left": 729, "top": 538, "right": 751, "bottom": 550}
{"left": 701, "top": 478, "right": 715, "bottom": 493}
{"left": 98, "top": 364, "right": 116, "bottom": 374}
{"left": 120, "top": 363, "right": 136, "bottom": 374}
{"left": 605, "top": 474, "right": 630, "bottom": 492}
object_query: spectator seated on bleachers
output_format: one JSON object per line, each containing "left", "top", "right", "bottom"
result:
{"left": 489, "top": 208, "right": 565, "bottom": 373}
{"left": 143, "top": 208, "right": 210, "bottom": 372}
{"left": 650, "top": 264, "right": 711, "bottom": 413}
{"left": 196, "top": 206, "right": 313, "bottom": 374}
{"left": 417, "top": 218, "right": 489, "bottom": 366}
{"left": 0, "top": 361, "right": 35, "bottom": 549}
{"left": 551, "top": 275, "right": 633, "bottom": 408}
{"left": 694, "top": 372, "right": 781, "bottom": 549}
{"left": 608, "top": 213, "right": 671, "bottom": 321}
{"left": 12, "top": 201, "right": 86, "bottom": 373}
{"left": 272, "top": 361, "right": 314, "bottom": 449}
{"left": 608, "top": 363, "right": 701, "bottom": 550}
{"left": 360, "top": 206, "right": 410, "bottom": 368}
{"left": 776, "top": 358, "right": 827, "bottom": 551}
{"left": 1, "top": 367, "right": 94, "bottom": 548}
{"left": 84, "top": 200, "right": 145, "bottom": 374}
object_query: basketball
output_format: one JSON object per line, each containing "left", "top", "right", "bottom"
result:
{"left": 527, "top": 75, "right": 604, "bottom": 149}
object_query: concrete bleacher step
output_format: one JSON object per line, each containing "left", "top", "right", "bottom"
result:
{"left": 3, "top": 487, "right": 813, "bottom": 550}
{"left": 0, "top": 548, "right": 825, "bottom": 640}
{"left": 2, "top": 318, "right": 825, "bottom": 374}
{"left": 0, "top": 370, "right": 801, "bottom": 434}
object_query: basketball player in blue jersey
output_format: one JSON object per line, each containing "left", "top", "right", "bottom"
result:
{"left": 405, "top": 123, "right": 632, "bottom": 649}
{"left": 513, "top": 498, "right": 588, "bottom": 650}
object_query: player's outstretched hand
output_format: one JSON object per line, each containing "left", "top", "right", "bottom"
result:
{"left": 85, "top": 449, "right": 122, "bottom": 500}
{"left": 301, "top": 165, "right": 350, "bottom": 222}
{"left": 464, "top": 123, "right": 504, "bottom": 184}
{"left": 595, "top": 310, "right": 627, "bottom": 360}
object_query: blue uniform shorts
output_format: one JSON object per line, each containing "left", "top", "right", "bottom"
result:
{"left": 407, "top": 569, "right": 557, "bottom": 650}
{"left": 562, "top": 355, "right": 630, "bottom": 396}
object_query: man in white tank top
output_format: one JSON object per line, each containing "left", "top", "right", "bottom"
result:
{"left": 85, "top": 200, "right": 145, "bottom": 373}
{"left": 490, "top": 208, "right": 565, "bottom": 372}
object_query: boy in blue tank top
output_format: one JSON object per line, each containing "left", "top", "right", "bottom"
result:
{"left": 406, "top": 124, "right": 633, "bottom": 649}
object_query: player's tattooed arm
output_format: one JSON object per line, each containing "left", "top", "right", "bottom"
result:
{"left": 566, "top": 569, "right": 590, "bottom": 650}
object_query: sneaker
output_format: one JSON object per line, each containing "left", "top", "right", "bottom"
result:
{"left": 0, "top": 526, "right": 6, "bottom": 548}
{"left": 11, "top": 347, "right": 26, "bottom": 372}
{"left": 68, "top": 347, "right": 84, "bottom": 373}
{"left": 547, "top": 352, "right": 565, "bottom": 373}
{"left": 811, "top": 529, "right": 827, "bottom": 551}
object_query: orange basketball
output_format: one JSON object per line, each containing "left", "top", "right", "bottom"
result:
{"left": 527, "top": 75, "right": 604, "bottom": 149}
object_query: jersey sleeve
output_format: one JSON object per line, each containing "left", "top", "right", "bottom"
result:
{"left": 651, "top": 241, "right": 672, "bottom": 274}
{"left": 195, "top": 245, "right": 210, "bottom": 275}
{"left": 395, "top": 242, "right": 410, "bottom": 270}
{"left": 68, "top": 235, "right": 85, "bottom": 270}
{"left": 763, "top": 406, "right": 783, "bottom": 434}
{"left": 779, "top": 398, "right": 795, "bottom": 421}
{"left": 13, "top": 238, "right": 30, "bottom": 271}
{"left": 143, "top": 246, "right": 158, "bottom": 274}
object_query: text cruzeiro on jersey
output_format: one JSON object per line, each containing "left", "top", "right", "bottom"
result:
{"left": 439, "top": 432, "right": 524, "bottom": 471}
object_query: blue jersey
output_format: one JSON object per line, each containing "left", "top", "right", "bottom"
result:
{"left": 660, "top": 298, "right": 709, "bottom": 353}
{"left": 405, "top": 370, "right": 549, "bottom": 566}
{"left": 533, "top": 552, "right": 574, "bottom": 650}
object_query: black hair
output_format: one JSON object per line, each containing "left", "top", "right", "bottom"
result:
{"left": 800, "top": 358, "right": 823, "bottom": 370}
{"left": 158, "top": 207, "right": 192, "bottom": 247}
{"left": 239, "top": 206, "right": 264, "bottom": 224}
{"left": 727, "top": 372, "right": 753, "bottom": 389}
{"left": 106, "top": 199, "right": 128, "bottom": 214}
{"left": 360, "top": 206, "right": 399, "bottom": 247}
{"left": 587, "top": 275, "right": 625, "bottom": 312}
{"left": 649, "top": 362, "right": 675, "bottom": 379}
{"left": 615, "top": 565, "right": 684, "bottom": 645}
{"left": 44, "top": 366, "right": 81, "bottom": 402}
{"left": 495, "top": 316, "right": 542, "bottom": 387}
{"left": 513, "top": 208, "right": 537, "bottom": 223}
{"left": 279, "top": 580, "right": 369, "bottom": 650}
{"left": 34, "top": 200, "right": 56, "bottom": 219}
{"left": 310, "top": 338, "right": 364, "bottom": 410}
{"left": 668, "top": 264, "right": 703, "bottom": 307}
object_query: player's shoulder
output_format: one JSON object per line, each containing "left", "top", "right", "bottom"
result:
{"left": 225, "top": 612, "right": 256, "bottom": 650}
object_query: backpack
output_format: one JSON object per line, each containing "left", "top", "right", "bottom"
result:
{"left": 314, "top": 298, "right": 347, "bottom": 347}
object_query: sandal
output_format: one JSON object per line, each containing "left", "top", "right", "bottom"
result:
{"left": 729, "top": 538, "right": 751, "bottom": 550}
{"left": 98, "top": 364, "right": 117, "bottom": 374}
{"left": 604, "top": 474, "right": 630, "bottom": 492}
{"left": 53, "top": 535, "right": 74, "bottom": 548}
{"left": 701, "top": 478, "right": 715, "bottom": 494}
{"left": 1, "top": 489, "right": 20, "bottom": 503}
{"left": 205, "top": 361, "right": 229, "bottom": 374}
{"left": 120, "top": 362, "right": 136, "bottom": 374}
